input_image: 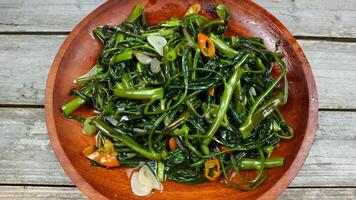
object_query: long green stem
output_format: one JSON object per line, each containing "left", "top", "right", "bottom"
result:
{"left": 239, "top": 92, "right": 283, "bottom": 139}
{"left": 93, "top": 119, "right": 161, "bottom": 161}
{"left": 201, "top": 54, "right": 248, "bottom": 155}
{"left": 110, "top": 50, "right": 133, "bottom": 65}
{"left": 239, "top": 157, "right": 284, "bottom": 170}
{"left": 239, "top": 72, "right": 286, "bottom": 139}
{"left": 210, "top": 33, "right": 239, "bottom": 58}
{"left": 127, "top": 4, "right": 143, "bottom": 22}
{"left": 114, "top": 87, "right": 164, "bottom": 100}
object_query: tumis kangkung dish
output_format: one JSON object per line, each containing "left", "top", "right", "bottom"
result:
{"left": 61, "top": 3, "right": 294, "bottom": 196}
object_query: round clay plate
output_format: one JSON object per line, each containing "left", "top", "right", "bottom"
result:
{"left": 45, "top": 0, "right": 318, "bottom": 199}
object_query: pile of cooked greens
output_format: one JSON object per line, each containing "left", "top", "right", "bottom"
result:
{"left": 61, "top": 3, "right": 294, "bottom": 193}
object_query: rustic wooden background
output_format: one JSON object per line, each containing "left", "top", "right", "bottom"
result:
{"left": 0, "top": 0, "right": 355, "bottom": 199}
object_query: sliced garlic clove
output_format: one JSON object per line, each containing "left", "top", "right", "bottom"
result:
{"left": 138, "top": 165, "right": 153, "bottom": 188}
{"left": 139, "top": 165, "right": 163, "bottom": 191}
{"left": 130, "top": 171, "right": 152, "bottom": 196}
{"left": 150, "top": 58, "right": 161, "bottom": 73}
{"left": 134, "top": 52, "right": 153, "bottom": 65}
{"left": 152, "top": 178, "right": 163, "bottom": 191}
{"left": 147, "top": 35, "right": 167, "bottom": 56}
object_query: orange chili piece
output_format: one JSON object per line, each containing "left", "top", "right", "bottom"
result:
{"left": 209, "top": 87, "right": 215, "bottom": 96}
{"left": 82, "top": 140, "right": 120, "bottom": 168}
{"left": 204, "top": 159, "right": 222, "bottom": 181}
{"left": 87, "top": 151, "right": 120, "bottom": 168}
{"left": 169, "top": 137, "right": 178, "bottom": 150}
{"left": 219, "top": 145, "right": 232, "bottom": 153}
{"left": 198, "top": 33, "right": 215, "bottom": 57}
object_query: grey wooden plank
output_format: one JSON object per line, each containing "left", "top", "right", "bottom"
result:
{"left": 299, "top": 40, "right": 356, "bottom": 109}
{"left": 0, "top": 0, "right": 356, "bottom": 37}
{"left": 0, "top": 108, "right": 71, "bottom": 185}
{"left": 1, "top": 35, "right": 356, "bottom": 109}
{"left": 0, "top": 108, "right": 356, "bottom": 187}
{"left": 279, "top": 188, "right": 356, "bottom": 200}
{"left": 0, "top": 35, "right": 65, "bottom": 105}
{"left": 0, "top": 0, "right": 105, "bottom": 32}
{"left": 0, "top": 186, "right": 87, "bottom": 200}
{"left": 0, "top": 186, "right": 355, "bottom": 200}
{"left": 254, "top": 0, "right": 356, "bottom": 38}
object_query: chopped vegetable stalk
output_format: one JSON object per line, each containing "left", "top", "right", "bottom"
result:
{"left": 61, "top": 97, "right": 85, "bottom": 116}
{"left": 157, "top": 162, "right": 165, "bottom": 183}
{"left": 239, "top": 158, "right": 284, "bottom": 170}
{"left": 127, "top": 4, "right": 144, "bottom": 22}
{"left": 110, "top": 50, "right": 133, "bottom": 65}
{"left": 114, "top": 87, "right": 164, "bottom": 100}
{"left": 185, "top": 4, "right": 201, "bottom": 16}
{"left": 215, "top": 3, "right": 231, "bottom": 20}
{"left": 83, "top": 116, "right": 98, "bottom": 136}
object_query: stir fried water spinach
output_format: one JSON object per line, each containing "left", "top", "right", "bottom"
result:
{"left": 62, "top": 3, "right": 294, "bottom": 191}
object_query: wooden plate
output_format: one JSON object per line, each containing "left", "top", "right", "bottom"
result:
{"left": 45, "top": 0, "right": 318, "bottom": 199}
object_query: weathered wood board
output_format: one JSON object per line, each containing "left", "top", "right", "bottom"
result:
{"left": 1, "top": 0, "right": 356, "bottom": 38}
{"left": 1, "top": 108, "right": 355, "bottom": 187}
{"left": 0, "top": 186, "right": 355, "bottom": 200}
{"left": 1, "top": 35, "right": 356, "bottom": 109}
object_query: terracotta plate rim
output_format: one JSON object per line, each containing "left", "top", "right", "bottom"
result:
{"left": 45, "top": 1, "right": 318, "bottom": 199}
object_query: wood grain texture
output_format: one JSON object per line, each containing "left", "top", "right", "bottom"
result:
{"left": 300, "top": 40, "right": 356, "bottom": 109}
{"left": 0, "top": 108, "right": 355, "bottom": 187}
{"left": 0, "top": 186, "right": 355, "bottom": 200}
{"left": 1, "top": 35, "right": 355, "bottom": 109}
{"left": 0, "top": 186, "right": 87, "bottom": 200}
{"left": 1, "top": 0, "right": 355, "bottom": 38}
{"left": 0, "top": 0, "right": 105, "bottom": 32}
{"left": 255, "top": 0, "right": 356, "bottom": 38}
{"left": 279, "top": 188, "right": 356, "bottom": 200}
{"left": 0, "top": 108, "right": 71, "bottom": 185}
{"left": 0, "top": 35, "right": 65, "bottom": 105}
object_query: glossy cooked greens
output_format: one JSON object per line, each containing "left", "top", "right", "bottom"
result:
{"left": 62, "top": 3, "right": 294, "bottom": 191}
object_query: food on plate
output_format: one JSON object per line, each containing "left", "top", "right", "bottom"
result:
{"left": 61, "top": 3, "right": 293, "bottom": 196}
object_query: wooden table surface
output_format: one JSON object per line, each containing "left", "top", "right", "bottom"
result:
{"left": 0, "top": 0, "right": 355, "bottom": 199}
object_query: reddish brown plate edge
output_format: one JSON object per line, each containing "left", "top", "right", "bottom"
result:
{"left": 44, "top": 1, "right": 318, "bottom": 199}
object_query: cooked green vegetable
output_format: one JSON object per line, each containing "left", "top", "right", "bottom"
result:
{"left": 61, "top": 3, "right": 293, "bottom": 192}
